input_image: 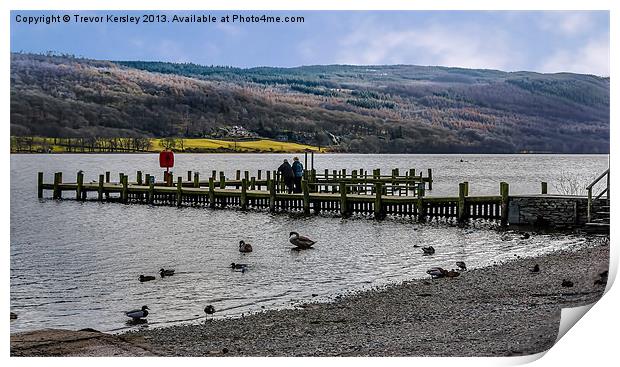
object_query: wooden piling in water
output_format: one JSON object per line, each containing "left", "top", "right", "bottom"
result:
{"left": 76, "top": 171, "right": 84, "bottom": 201}
{"left": 500, "top": 182, "right": 509, "bottom": 226}
{"left": 541, "top": 182, "right": 547, "bottom": 194}
{"left": 208, "top": 177, "right": 215, "bottom": 208}
{"left": 463, "top": 181, "right": 469, "bottom": 197}
{"left": 187, "top": 171, "right": 192, "bottom": 182}
{"left": 98, "top": 174, "right": 104, "bottom": 201}
{"left": 269, "top": 180, "right": 276, "bottom": 212}
{"left": 458, "top": 183, "right": 467, "bottom": 222}
{"left": 219, "top": 172, "right": 226, "bottom": 189}
{"left": 148, "top": 179, "right": 154, "bottom": 204}
{"left": 340, "top": 182, "right": 348, "bottom": 217}
{"left": 137, "top": 171, "right": 142, "bottom": 185}
{"left": 302, "top": 180, "right": 310, "bottom": 214}
{"left": 428, "top": 169, "right": 433, "bottom": 190}
{"left": 121, "top": 174, "right": 128, "bottom": 203}
{"left": 53, "top": 172, "right": 62, "bottom": 199}
{"left": 105, "top": 172, "right": 110, "bottom": 199}
{"left": 374, "top": 182, "right": 383, "bottom": 218}
{"left": 241, "top": 179, "right": 248, "bottom": 209}
{"left": 176, "top": 177, "right": 183, "bottom": 206}
{"left": 37, "top": 172, "right": 43, "bottom": 198}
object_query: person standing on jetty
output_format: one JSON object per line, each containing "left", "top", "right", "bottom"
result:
{"left": 278, "top": 159, "right": 295, "bottom": 194}
{"left": 292, "top": 157, "right": 304, "bottom": 193}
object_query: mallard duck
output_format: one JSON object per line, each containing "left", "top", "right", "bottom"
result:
{"left": 125, "top": 305, "right": 149, "bottom": 320}
{"left": 239, "top": 240, "right": 253, "bottom": 253}
{"left": 455, "top": 261, "right": 467, "bottom": 271}
{"left": 289, "top": 232, "right": 316, "bottom": 249}
{"left": 426, "top": 267, "right": 447, "bottom": 279}
{"left": 139, "top": 275, "right": 156, "bottom": 282}
{"left": 529, "top": 264, "right": 540, "bottom": 273}
{"left": 159, "top": 268, "right": 175, "bottom": 277}
{"left": 422, "top": 246, "right": 435, "bottom": 255}
{"left": 230, "top": 262, "right": 248, "bottom": 270}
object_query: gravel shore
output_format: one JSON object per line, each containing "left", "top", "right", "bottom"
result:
{"left": 11, "top": 236, "right": 609, "bottom": 357}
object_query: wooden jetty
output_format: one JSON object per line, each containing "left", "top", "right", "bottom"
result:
{"left": 37, "top": 168, "right": 509, "bottom": 224}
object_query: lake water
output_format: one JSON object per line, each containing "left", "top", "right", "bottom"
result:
{"left": 10, "top": 154, "right": 608, "bottom": 333}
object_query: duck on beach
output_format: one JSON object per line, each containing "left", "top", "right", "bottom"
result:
{"left": 159, "top": 268, "right": 175, "bottom": 277}
{"left": 239, "top": 241, "right": 253, "bottom": 253}
{"left": 455, "top": 261, "right": 467, "bottom": 271}
{"left": 426, "top": 267, "right": 448, "bottom": 279}
{"left": 204, "top": 305, "right": 216, "bottom": 322}
{"left": 422, "top": 246, "right": 435, "bottom": 255}
{"left": 289, "top": 232, "right": 316, "bottom": 249}
{"left": 139, "top": 275, "right": 156, "bottom": 282}
{"left": 125, "top": 305, "right": 149, "bottom": 320}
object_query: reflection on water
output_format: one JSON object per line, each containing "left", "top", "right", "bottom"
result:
{"left": 10, "top": 154, "right": 608, "bottom": 333}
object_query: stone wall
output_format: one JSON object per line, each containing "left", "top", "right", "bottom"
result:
{"left": 508, "top": 195, "right": 607, "bottom": 229}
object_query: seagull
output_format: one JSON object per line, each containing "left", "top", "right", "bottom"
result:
{"left": 239, "top": 240, "right": 253, "bottom": 253}
{"left": 289, "top": 232, "right": 316, "bottom": 249}
{"left": 456, "top": 261, "right": 467, "bottom": 271}
{"left": 139, "top": 275, "right": 156, "bottom": 282}
{"left": 159, "top": 268, "right": 175, "bottom": 277}
{"left": 125, "top": 305, "right": 149, "bottom": 320}
{"left": 422, "top": 246, "right": 435, "bottom": 255}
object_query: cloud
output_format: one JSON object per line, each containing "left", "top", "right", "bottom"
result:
{"left": 539, "top": 12, "right": 596, "bottom": 36}
{"left": 334, "top": 23, "right": 522, "bottom": 71}
{"left": 538, "top": 36, "right": 609, "bottom": 76}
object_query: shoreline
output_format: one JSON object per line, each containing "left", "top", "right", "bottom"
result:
{"left": 11, "top": 237, "right": 609, "bottom": 357}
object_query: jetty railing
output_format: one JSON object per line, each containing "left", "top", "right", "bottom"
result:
{"left": 586, "top": 168, "right": 610, "bottom": 222}
{"left": 37, "top": 169, "right": 508, "bottom": 224}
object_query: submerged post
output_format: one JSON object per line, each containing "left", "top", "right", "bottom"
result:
{"left": 37, "top": 172, "right": 43, "bottom": 198}
{"left": 541, "top": 182, "right": 548, "bottom": 194}
{"left": 53, "top": 172, "right": 62, "bottom": 199}
{"left": 98, "top": 174, "right": 104, "bottom": 201}
{"left": 208, "top": 177, "right": 216, "bottom": 208}
{"left": 302, "top": 180, "right": 310, "bottom": 214}
{"left": 240, "top": 179, "right": 248, "bottom": 209}
{"left": 176, "top": 177, "right": 183, "bottom": 206}
{"left": 458, "top": 182, "right": 467, "bottom": 222}
{"left": 374, "top": 182, "right": 383, "bottom": 219}
{"left": 500, "top": 182, "right": 509, "bottom": 227}
{"left": 76, "top": 171, "right": 84, "bottom": 201}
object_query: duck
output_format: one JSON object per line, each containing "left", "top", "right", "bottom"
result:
{"left": 204, "top": 305, "right": 216, "bottom": 316}
{"left": 426, "top": 267, "right": 447, "bottom": 279}
{"left": 125, "top": 305, "right": 149, "bottom": 320}
{"left": 139, "top": 275, "right": 156, "bottom": 282}
{"left": 529, "top": 264, "right": 540, "bottom": 273}
{"left": 421, "top": 246, "right": 435, "bottom": 255}
{"left": 239, "top": 240, "right": 253, "bottom": 253}
{"left": 159, "top": 268, "right": 175, "bottom": 277}
{"left": 455, "top": 261, "right": 467, "bottom": 271}
{"left": 289, "top": 232, "right": 316, "bottom": 249}
{"left": 562, "top": 279, "right": 574, "bottom": 287}
{"left": 520, "top": 232, "right": 531, "bottom": 240}
{"left": 230, "top": 262, "right": 248, "bottom": 270}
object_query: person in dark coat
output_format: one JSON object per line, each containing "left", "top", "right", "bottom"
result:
{"left": 278, "top": 159, "right": 295, "bottom": 194}
{"left": 292, "top": 157, "right": 304, "bottom": 193}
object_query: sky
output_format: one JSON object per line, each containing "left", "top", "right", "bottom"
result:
{"left": 10, "top": 10, "right": 610, "bottom": 76}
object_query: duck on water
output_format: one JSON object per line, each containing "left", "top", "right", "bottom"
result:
{"left": 125, "top": 305, "right": 149, "bottom": 320}
{"left": 289, "top": 232, "right": 316, "bottom": 249}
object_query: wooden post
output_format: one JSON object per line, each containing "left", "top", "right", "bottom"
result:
{"left": 37, "top": 172, "right": 43, "bottom": 198}
{"left": 250, "top": 177, "right": 256, "bottom": 190}
{"left": 137, "top": 171, "right": 143, "bottom": 185}
{"left": 416, "top": 196, "right": 425, "bottom": 222}
{"left": 76, "top": 171, "right": 84, "bottom": 200}
{"left": 257, "top": 170, "right": 262, "bottom": 190}
{"left": 193, "top": 172, "right": 200, "bottom": 188}
{"left": 340, "top": 182, "right": 348, "bottom": 217}
{"left": 374, "top": 182, "right": 383, "bottom": 219}
{"left": 311, "top": 151, "right": 314, "bottom": 170}
{"left": 458, "top": 183, "right": 467, "bottom": 222}
{"left": 541, "top": 182, "right": 547, "bottom": 194}
{"left": 211, "top": 170, "right": 217, "bottom": 179}
{"left": 53, "top": 172, "right": 62, "bottom": 199}
{"left": 187, "top": 170, "right": 192, "bottom": 182}
{"left": 463, "top": 181, "right": 469, "bottom": 197}
{"left": 176, "top": 177, "right": 183, "bottom": 206}
{"left": 304, "top": 152, "right": 308, "bottom": 172}
{"left": 148, "top": 178, "right": 154, "bottom": 204}
{"left": 269, "top": 180, "right": 276, "bottom": 212}
{"left": 208, "top": 177, "right": 215, "bottom": 208}
{"left": 235, "top": 170, "right": 241, "bottom": 189}
{"left": 240, "top": 179, "right": 248, "bottom": 209}
{"left": 121, "top": 174, "right": 128, "bottom": 203}
{"left": 219, "top": 172, "right": 226, "bottom": 189}
{"left": 98, "top": 174, "right": 104, "bottom": 201}
{"left": 302, "top": 180, "right": 310, "bottom": 214}
{"left": 427, "top": 168, "right": 433, "bottom": 190}
{"left": 500, "top": 182, "right": 509, "bottom": 227}
{"left": 105, "top": 171, "right": 110, "bottom": 200}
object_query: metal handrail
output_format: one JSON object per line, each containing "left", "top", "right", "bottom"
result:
{"left": 587, "top": 169, "right": 609, "bottom": 222}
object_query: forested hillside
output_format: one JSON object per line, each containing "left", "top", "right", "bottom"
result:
{"left": 10, "top": 53, "right": 609, "bottom": 153}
